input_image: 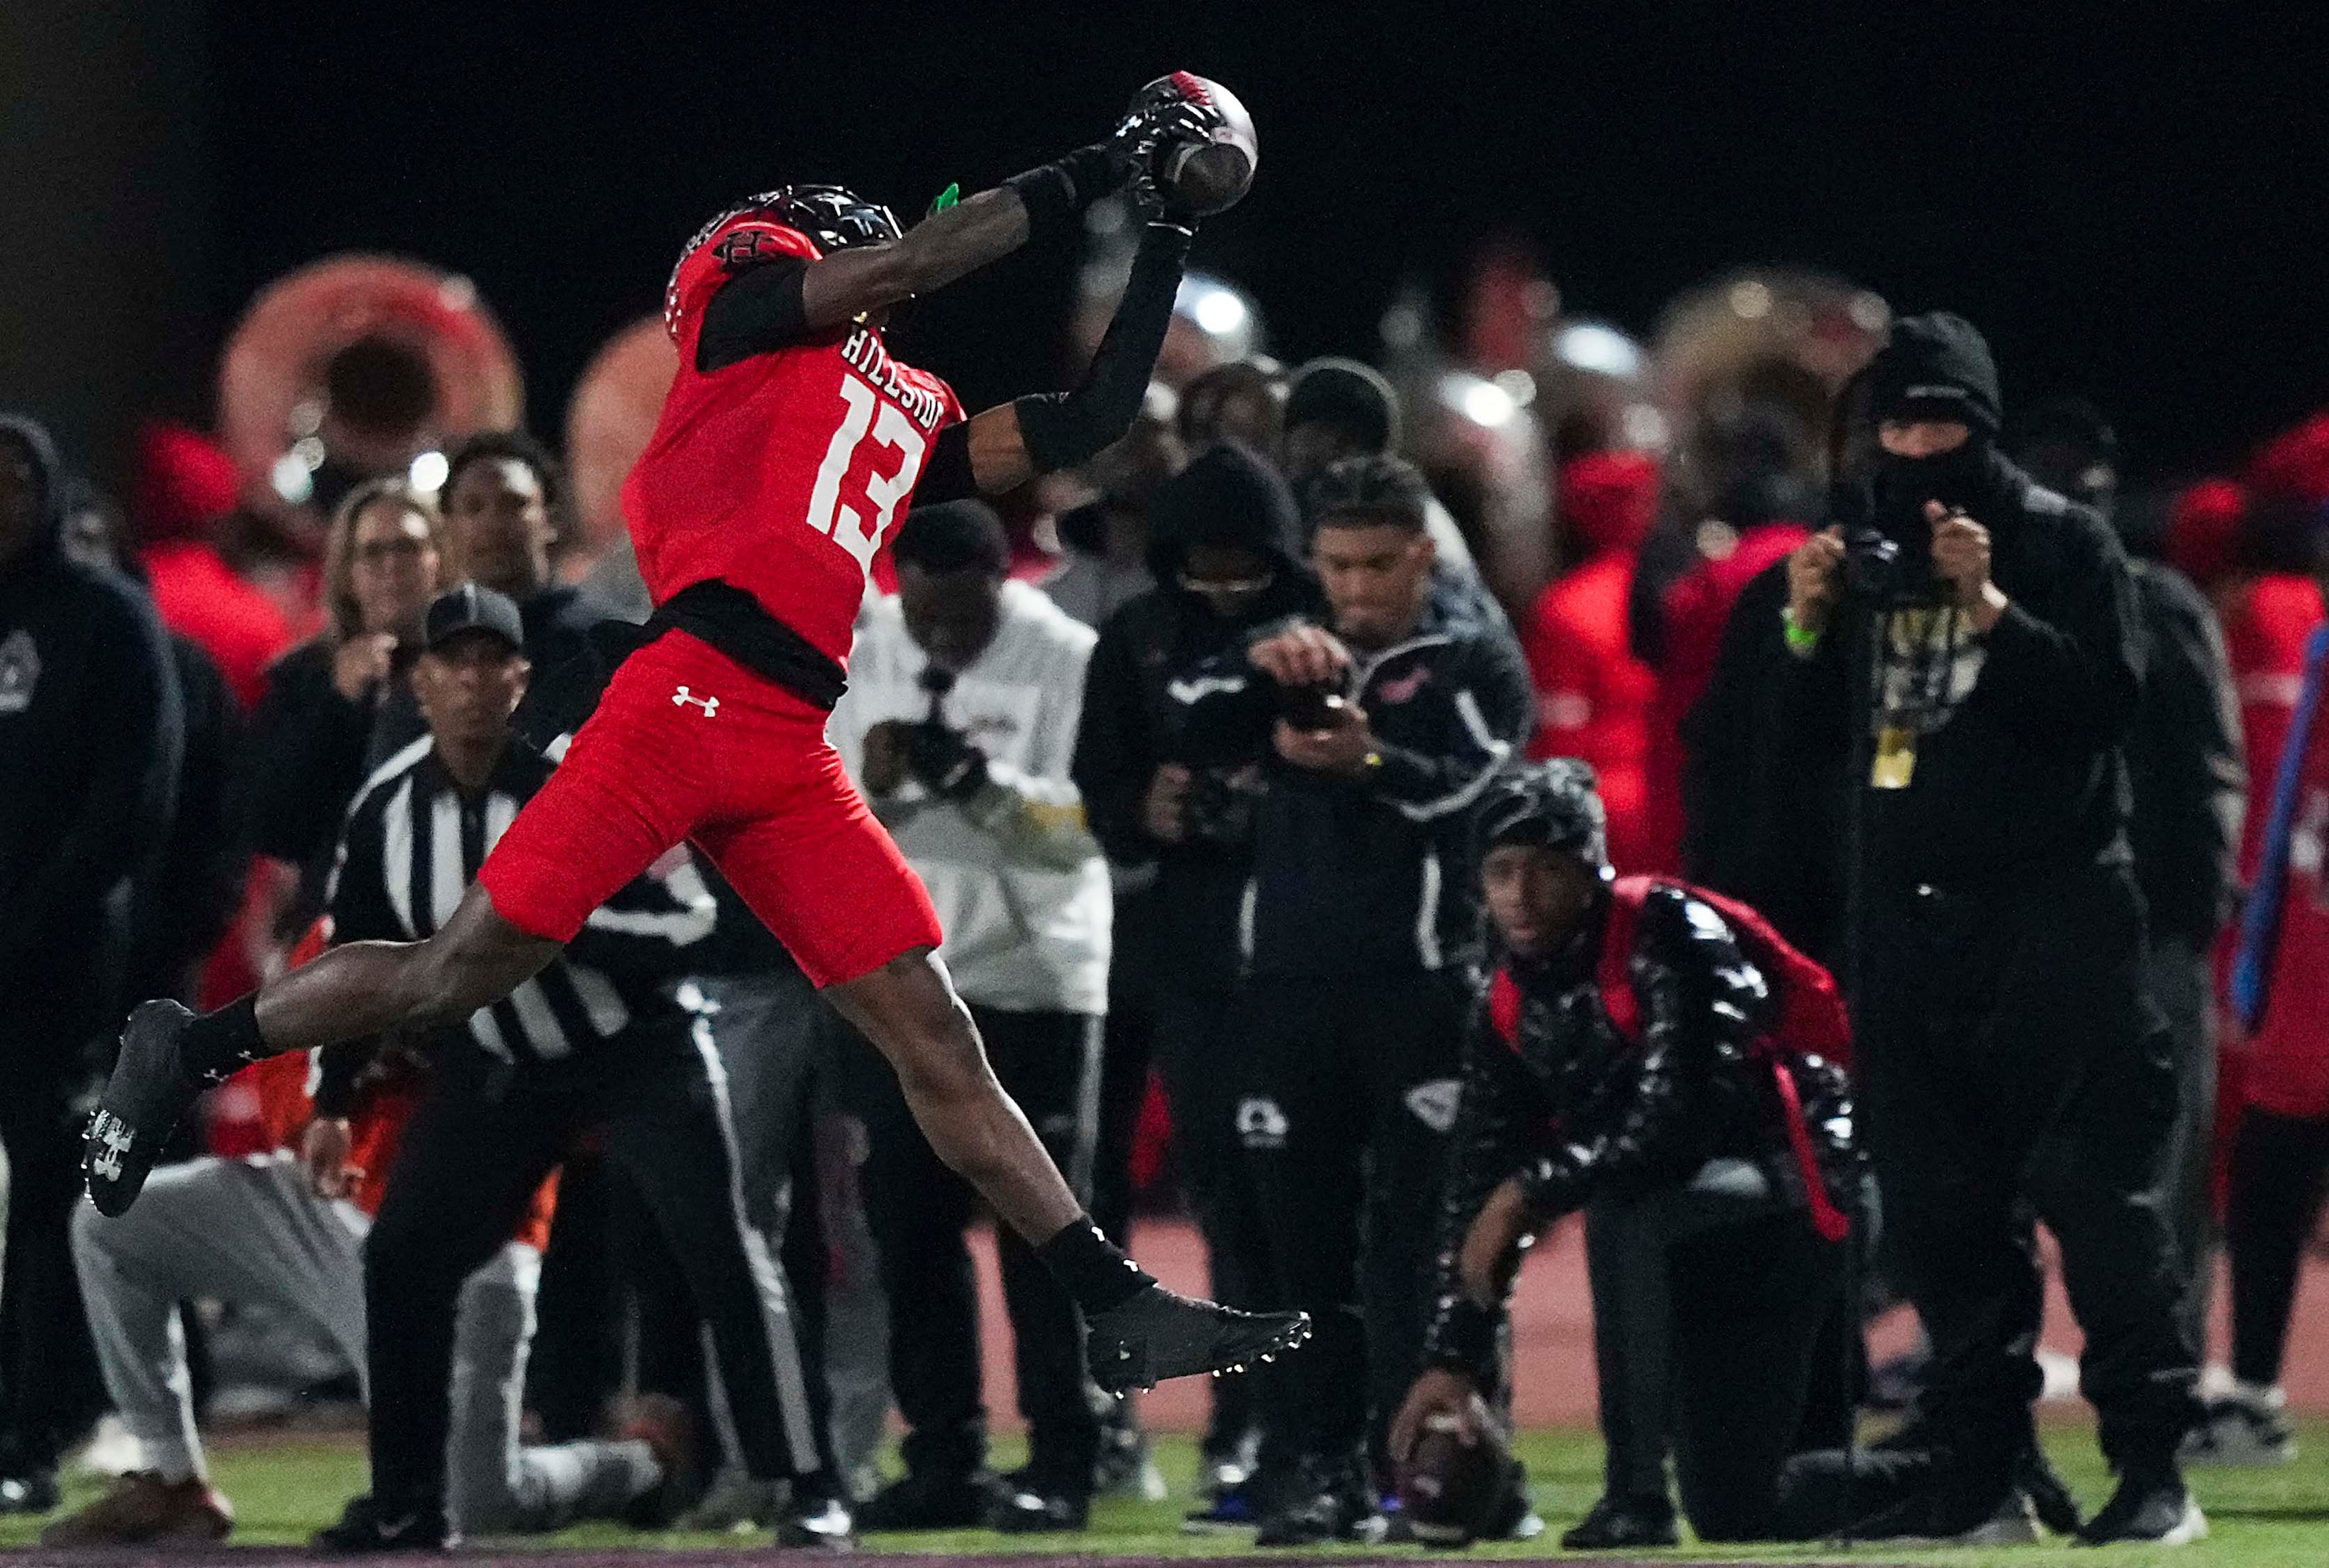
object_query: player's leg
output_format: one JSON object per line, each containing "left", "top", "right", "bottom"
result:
{"left": 87, "top": 675, "right": 701, "bottom": 1218}
{"left": 2224, "top": 1109, "right": 2329, "bottom": 1405}
{"left": 697, "top": 776, "right": 1309, "bottom": 1391}
{"left": 85, "top": 893, "right": 565, "bottom": 1220}
{"left": 1669, "top": 1209, "right": 1847, "bottom": 1541}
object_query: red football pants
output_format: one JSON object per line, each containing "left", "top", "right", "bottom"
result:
{"left": 480, "top": 629, "right": 940, "bottom": 987}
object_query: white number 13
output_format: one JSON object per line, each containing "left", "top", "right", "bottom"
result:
{"left": 806, "top": 374, "right": 928, "bottom": 572}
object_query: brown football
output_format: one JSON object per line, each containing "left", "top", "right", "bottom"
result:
{"left": 1397, "top": 1412, "right": 1509, "bottom": 1546}
{"left": 1147, "top": 73, "right": 1258, "bottom": 216}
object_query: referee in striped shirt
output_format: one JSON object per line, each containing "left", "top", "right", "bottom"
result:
{"left": 313, "top": 584, "right": 845, "bottom": 1552}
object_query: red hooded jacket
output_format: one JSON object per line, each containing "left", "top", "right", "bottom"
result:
{"left": 1522, "top": 453, "right": 1661, "bottom": 870}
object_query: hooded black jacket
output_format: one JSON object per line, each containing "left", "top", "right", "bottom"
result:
{"left": 2124, "top": 560, "right": 2243, "bottom": 948}
{"left": 1784, "top": 316, "right": 2142, "bottom": 889}
{"left": 0, "top": 415, "right": 185, "bottom": 1044}
{"left": 1071, "top": 444, "right": 1324, "bottom": 989}
{"left": 124, "top": 632, "right": 246, "bottom": 1004}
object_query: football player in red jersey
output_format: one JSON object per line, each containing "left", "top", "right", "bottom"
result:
{"left": 87, "top": 83, "right": 1309, "bottom": 1411}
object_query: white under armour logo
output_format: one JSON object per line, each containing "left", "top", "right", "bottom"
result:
{"left": 671, "top": 685, "right": 720, "bottom": 717}
{"left": 89, "top": 1113, "right": 133, "bottom": 1181}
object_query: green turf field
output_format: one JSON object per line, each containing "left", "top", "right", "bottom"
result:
{"left": 6, "top": 1422, "right": 2327, "bottom": 1564}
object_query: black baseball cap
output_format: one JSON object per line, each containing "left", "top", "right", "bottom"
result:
{"left": 422, "top": 582, "right": 525, "bottom": 654}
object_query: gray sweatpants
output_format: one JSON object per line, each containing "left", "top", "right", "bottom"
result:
{"left": 69, "top": 1155, "right": 658, "bottom": 1535}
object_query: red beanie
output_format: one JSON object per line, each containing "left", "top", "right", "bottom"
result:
{"left": 1559, "top": 449, "right": 1660, "bottom": 562}
{"left": 2164, "top": 478, "right": 2247, "bottom": 589}
{"left": 133, "top": 421, "right": 242, "bottom": 544}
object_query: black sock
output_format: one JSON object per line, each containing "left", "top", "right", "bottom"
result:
{"left": 178, "top": 994, "right": 270, "bottom": 1085}
{"left": 1036, "top": 1215, "right": 1155, "bottom": 1314}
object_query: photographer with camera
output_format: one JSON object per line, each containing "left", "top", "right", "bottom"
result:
{"left": 1071, "top": 442, "right": 1324, "bottom": 1523}
{"left": 827, "top": 500, "right": 1111, "bottom": 1532}
{"left": 1167, "top": 453, "right": 1532, "bottom": 1543}
{"left": 1772, "top": 314, "right": 2201, "bottom": 1546}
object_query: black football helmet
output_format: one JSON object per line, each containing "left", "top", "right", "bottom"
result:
{"left": 665, "top": 184, "right": 904, "bottom": 338}
{"left": 683, "top": 183, "right": 901, "bottom": 263}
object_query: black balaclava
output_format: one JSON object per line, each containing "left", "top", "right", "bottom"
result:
{"left": 1865, "top": 311, "right": 2004, "bottom": 539}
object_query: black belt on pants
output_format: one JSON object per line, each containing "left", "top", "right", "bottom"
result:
{"left": 595, "top": 578, "right": 849, "bottom": 712}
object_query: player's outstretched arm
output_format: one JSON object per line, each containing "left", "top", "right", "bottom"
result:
{"left": 798, "top": 144, "right": 1127, "bottom": 333}
{"left": 928, "top": 217, "right": 1195, "bottom": 498}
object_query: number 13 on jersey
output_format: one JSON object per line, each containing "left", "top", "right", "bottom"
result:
{"left": 805, "top": 373, "right": 929, "bottom": 572}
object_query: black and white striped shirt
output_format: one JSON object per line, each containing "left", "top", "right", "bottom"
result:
{"left": 327, "top": 735, "right": 716, "bottom": 1065}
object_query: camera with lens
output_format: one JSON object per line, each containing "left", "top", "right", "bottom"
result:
{"left": 1181, "top": 763, "right": 1262, "bottom": 847}
{"left": 1842, "top": 525, "right": 1940, "bottom": 609}
{"left": 1274, "top": 681, "right": 1349, "bottom": 731}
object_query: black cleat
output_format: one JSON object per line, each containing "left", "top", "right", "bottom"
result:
{"left": 1560, "top": 1490, "right": 1678, "bottom": 1550}
{"left": 1084, "top": 1285, "right": 1309, "bottom": 1395}
{"left": 2078, "top": 1464, "right": 2206, "bottom": 1546}
{"left": 313, "top": 1494, "right": 451, "bottom": 1553}
{"left": 84, "top": 1001, "right": 203, "bottom": 1217}
{"left": 854, "top": 1469, "right": 996, "bottom": 1531}
{"left": 989, "top": 1474, "right": 1091, "bottom": 1534}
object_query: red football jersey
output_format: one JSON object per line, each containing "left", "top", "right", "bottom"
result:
{"left": 625, "top": 215, "right": 965, "bottom": 667}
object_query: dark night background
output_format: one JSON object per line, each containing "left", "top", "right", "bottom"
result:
{"left": 6, "top": 2, "right": 2326, "bottom": 486}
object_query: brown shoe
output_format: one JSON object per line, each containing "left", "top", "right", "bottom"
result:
{"left": 41, "top": 1471, "right": 233, "bottom": 1546}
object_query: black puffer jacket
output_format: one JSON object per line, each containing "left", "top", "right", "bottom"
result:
{"left": 1421, "top": 883, "right": 1856, "bottom": 1381}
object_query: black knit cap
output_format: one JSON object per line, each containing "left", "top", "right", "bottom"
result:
{"left": 1867, "top": 311, "right": 2003, "bottom": 434}
{"left": 1473, "top": 758, "right": 1609, "bottom": 873}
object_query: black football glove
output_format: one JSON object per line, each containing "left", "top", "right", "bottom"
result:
{"left": 909, "top": 721, "right": 989, "bottom": 802}
{"left": 1116, "top": 83, "right": 1220, "bottom": 230}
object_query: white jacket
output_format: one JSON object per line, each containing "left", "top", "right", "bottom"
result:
{"left": 830, "top": 579, "right": 1110, "bottom": 1015}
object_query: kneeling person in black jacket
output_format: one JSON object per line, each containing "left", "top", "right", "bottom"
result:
{"left": 1394, "top": 761, "right": 1855, "bottom": 1545}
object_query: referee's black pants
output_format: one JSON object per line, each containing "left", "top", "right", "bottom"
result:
{"left": 365, "top": 1022, "right": 822, "bottom": 1516}
{"left": 844, "top": 1006, "right": 1102, "bottom": 1490}
{"left": 1235, "top": 969, "right": 1461, "bottom": 1482}
{"left": 1855, "top": 862, "right": 2200, "bottom": 1478}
